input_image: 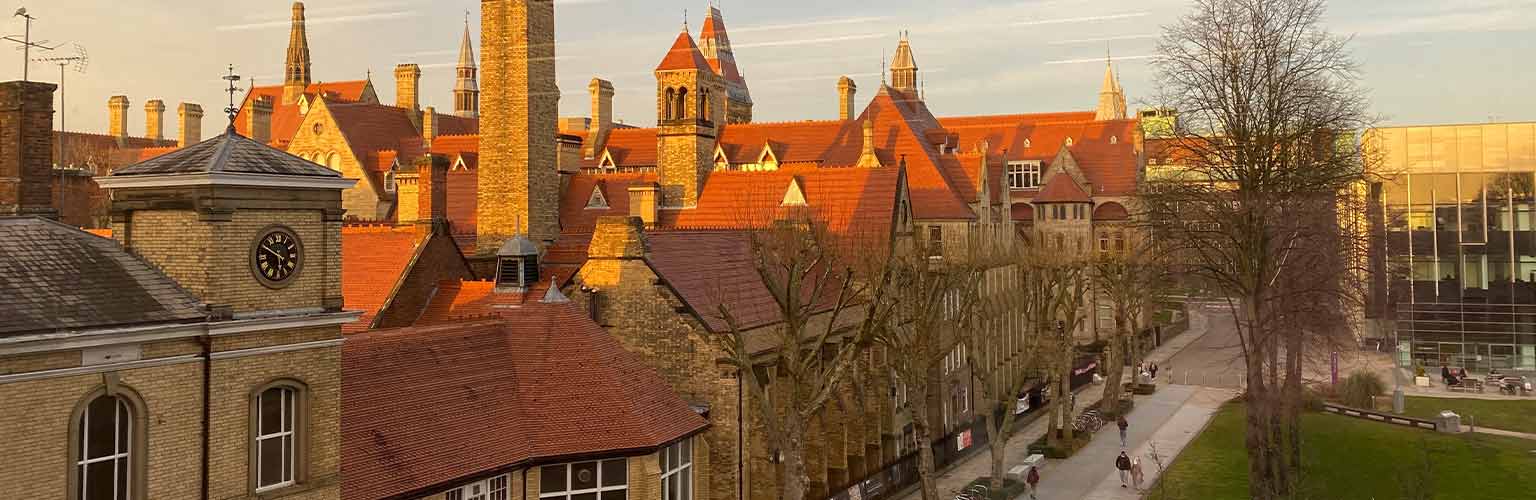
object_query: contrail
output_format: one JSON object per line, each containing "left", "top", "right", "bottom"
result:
{"left": 1014, "top": 13, "right": 1150, "bottom": 27}
{"left": 1043, "top": 54, "right": 1160, "bottom": 65}
{"left": 241, "top": 0, "right": 415, "bottom": 21}
{"left": 1047, "top": 34, "right": 1159, "bottom": 46}
{"left": 734, "top": 33, "right": 884, "bottom": 49}
{"left": 217, "top": 11, "right": 421, "bottom": 31}
{"left": 733, "top": 16, "right": 889, "bottom": 33}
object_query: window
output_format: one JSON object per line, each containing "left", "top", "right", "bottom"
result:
{"left": 1006, "top": 161, "right": 1041, "bottom": 189}
{"left": 540, "top": 459, "right": 627, "bottom": 500}
{"left": 927, "top": 225, "right": 944, "bottom": 259}
{"left": 1065, "top": 137, "right": 1074, "bottom": 146}
{"left": 74, "top": 394, "right": 137, "bottom": 500}
{"left": 255, "top": 387, "right": 297, "bottom": 491}
{"left": 586, "top": 186, "right": 609, "bottom": 209}
{"left": 446, "top": 474, "right": 510, "bottom": 500}
{"left": 326, "top": 152, "right": 341, "bottom": 172}
{"left": 384, "top": 170, "right": 396, "bottom": 193}
{"left": 1110, "top": 135, "right": 1119, "bottom": 145}
{"left": 661, "top": 439, "right": 693, "bottom": 500}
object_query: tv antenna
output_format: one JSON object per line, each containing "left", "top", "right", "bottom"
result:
{"left": 34, "top": 43, "right": 87, "bottom": 167}
{"left": 3, "top": 8, "right": 64, "bottom": 81}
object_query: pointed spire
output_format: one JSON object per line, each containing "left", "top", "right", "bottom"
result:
{"left": 1095, "top": 52, "right": 1127, "bottom": 121}
{"left": 454, "top": 14, "right": 481, "bottom": 119}
{"left": 890, "top": 31, "right": 919, "bottom": 94}
{"left": 282, "top": 1, "right": 313, "bottom": 106}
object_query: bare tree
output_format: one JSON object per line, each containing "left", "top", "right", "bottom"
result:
{"left": 1016, "top": 245, "right": 1089, "bottom": 450}
{"left": 1092, "top": 237, "right": 1165, "bottom": 410}
{"left": 961, "top": 261, "right": 1049, "bottom": 496}
{"left": 1146, "top": 0, "right": 1374, "bottom": 498}
{"left": 711, "top": 214, "right": 898, "bottom": 500}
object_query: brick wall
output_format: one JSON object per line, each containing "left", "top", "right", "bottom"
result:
{"left": 0, "top": 81, "right": 58, "bottom": 217}
{"left": 285, "top": 100, "right": 388, "bottom": 220}
{"left": 372, "top": 231, "right": 476, "bottom": 328}
{"left": 479, "top": 0, "right": 560, "bottom": 251}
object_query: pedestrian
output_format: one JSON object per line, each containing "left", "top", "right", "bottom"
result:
{"left": 1026, "top": 464, "right": 1040, "bottom": 499}
{"left": 1117, "top": 414, "right": 1129, "bottom": 447}
{"left": 1151, "top": 363, "right": 1159, "bottom": 381}
{"left": 1116, "top": 451, "right": 1132, "bottom": 488}
{"left": 1131, "top": 456, "right": 1145, "bottom": 491}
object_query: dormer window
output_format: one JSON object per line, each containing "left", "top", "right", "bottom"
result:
{"left": 751, "top": 145, "right": 780, "bottom": 172}
{"left": 452, "top": 155, "right": 469, "bottom": 171}
{"left": 713, "top": 147, "right": 731, "bottom": 171}
{"left": 597, "top": 149, "right": 617, "bottom": 171}
{"left": 781, "top": 178, "right": 808, "bottom": 206}
{"left": 586, "top": 185, "right": 609, "bottom": 209}
{"left": 495, "top": 235, "right": 541, "bottom": 292}
{"left": 1023, "top": 138, "right": 1032, "bottom": 149}
{"left": 1065, "top": 137, "right": 1074, "bottom": 147}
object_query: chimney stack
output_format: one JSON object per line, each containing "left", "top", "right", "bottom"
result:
{"left": 627, "top": 182, "right": 659, "bottom": 227}
{"left": 107, "top": 95, "right": 130, "bottom": 140}
{"left": 402, "top": 154, "right": 450, "bottom": 238}
{"left": 144, "top": 100, "right": 166, "bottom": 141}
{"left": 0, "top": 81, "right": 59, "bottom": 218}
{"left": 838, "top": 76, "right": 857, "bottom": 121}
{"left": 422, "top": 106, "right": 439, "bottom": 148}
{"left": 857, "top": 119, "right": 882, "bottom": 168}
{"left": 478, "top": 0, "right": 561, "bottom": 251}
{"left": 246, "top": 95, "right": 274, "bottom": 143}
{"left": 177, "top": 103, "right": 203, "bottom": 147}
{"left": 395, "top": 63, "right": 421, "bottom": 111}
{"left": 585, "top": 78, "right": 614, "bottom": 159}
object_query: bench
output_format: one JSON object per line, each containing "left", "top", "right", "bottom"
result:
{"left": 1448, "top": 379, "right": 1484, "bottom": 393}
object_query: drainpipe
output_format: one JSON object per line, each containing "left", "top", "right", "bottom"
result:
{"left": 201, "top": 334, "right": 212, "bottom": 500}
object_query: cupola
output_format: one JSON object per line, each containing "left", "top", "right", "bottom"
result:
{"left": 495, "top": 233, "right": 541, "bottom": 293}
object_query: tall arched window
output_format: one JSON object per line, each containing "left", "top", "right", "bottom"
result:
{"left": 70, "top": 388, "right": 146, "bottom": 500}
{"left": 664, "top": 88, "right": 676, "bottom": 120}
{"left": 326, "top": 153, "right": 341, "bottom": 172}
{"left": 676, "top": 87, "right": 689, "bottom": 119}
{"left": 701, "top": 89, "right": 711, "bottom": 121}
{"left": 251, "top": 380, "right": 309, "bottom": 493}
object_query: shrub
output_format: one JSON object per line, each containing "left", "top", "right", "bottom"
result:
{"left": 1339, "top": 371, "right": 1387, "bottom": 408}
{"left": 965, "top": 477, "right": 1027, "bottom": 500}
{"left": 1301, "top": 386, "right": 1327, "bottom": 412}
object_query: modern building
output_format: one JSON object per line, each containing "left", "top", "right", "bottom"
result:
{"left": 1369, "top": 121, "right": 1536, "bottom": 372}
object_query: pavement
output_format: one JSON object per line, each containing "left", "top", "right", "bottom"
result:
{"left": 894, "top": 304, "right": 1230, "bottom": 500}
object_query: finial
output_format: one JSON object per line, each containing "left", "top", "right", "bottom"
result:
{"left": 222, "top": 64, "right": 243, "bottom": 125}
{"left": 683, "top": 9, "right": 689, "bottom": 31}
{"left": 881, "top": 50, "right": 887, "bottom": 85}
{"left": 465, "top": 10, "right": 470, "bottom": 27}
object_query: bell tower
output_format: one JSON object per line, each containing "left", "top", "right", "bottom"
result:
{"left": 454, "top": 15, "right": 480, "bottom": 118}
{"left": 654, "top": 27, "right": 723, "bottom": 208}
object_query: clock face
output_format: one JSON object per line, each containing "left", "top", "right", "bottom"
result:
{"left": 252, "top": 228, "right": 302, "bottom": 287}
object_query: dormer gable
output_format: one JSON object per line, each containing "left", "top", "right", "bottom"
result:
{"left": 781, "top": 176, "right": 807, "bottom": 206}
{"left": 452, "top": 154, "right": 470, "bottom": 172}
{"left": 587, "top": 183, "right": 610, "bottom": 209}
{"left": 749, "top": 143, "right": 780, "bottom": 172}
{"left": 712, "top": 145, "right": 730, "bottom": 171}
{"left": 597, "top": 149, "right": 617, "bottom": 170}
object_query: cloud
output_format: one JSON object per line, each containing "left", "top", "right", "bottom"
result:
{"left": 217, "top": 11, "right": 421, "bottom": 31}
{"left": 1042, "top": 54, "right": 1160, "bottom": 65}
{"left": 731, "top": 16, "right": 889, "bottom": 34}
{"left": 1047, "top": 34, "right": 1160, "bottom": 46}
{"left": 398, "top": 49, "right": 460, "bottom": 58}
{"left": 733, "top": 33, "right": 885, "bottom": 49}
{"left": 1012, "top": 13, "right": 1150, "bottom": 27}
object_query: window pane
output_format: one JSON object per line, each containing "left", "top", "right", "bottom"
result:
{"left": 600, "top": 490, "right": 626, "bottom": 500}
{"left": 601, "top": 459, "right": 626, "bottom": 486}
{"left": 283, "top": 434, "right": 294, "bottom": 482}
{"left": 447, "top": 491, "right": 463, "bottom": 500}
{"left": 667, "top": 475, "right": 678, "bottom": 500}
{"left": 260, "top": 389, "right": 282, "bottom": 435}
{"left": 282, "top": 389, "right": 293, "bottom": 432}
{"left": 116, "top": 458, "right": 128, "bottom": 500}
{"left": 682, "top": 467, "right": 691, "bottom": 500}
{"left": 84, "top": 460, "right": 115, "bottom": 500}
{"left": 572, "top": 461, "right": 598, "bottom": 490}
{"left": 116, "top": 400, "right": 130, "bottom": 453}
{"left": 573, "top": 494, "right": 597, "bottom": 500}
{"left": 681, "top": 440, "right": 691, "bottom": 466}
{"left": 86, "top": 396, "right": 118, "bottom": 459}
{"left": 540, "top": 465, "right": 567, "bottom": 493}
{"left": 259, "top": 437, "right": 283, "bottom": 486}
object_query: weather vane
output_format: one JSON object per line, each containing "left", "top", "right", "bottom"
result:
{"left": 223, "top": 64, "right": 243, "bottom": 125}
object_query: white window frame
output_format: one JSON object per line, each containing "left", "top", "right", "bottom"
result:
{"left": 444, "top": 474, "right": 510, "bottom": 500}
{"left": 255, "top": 387, "right": 296, "bottom": 492}
{"left": 78, "top": 396, "right": 133, "bottom": 500}
{"left": 1007, "top": 161, "right": 1041, "bottom": 189}
{"left": 661, "top": 439, "right": 693, "bottom": 500}
{"left": 538, "top": 458, "right": 628, "bottom": 500}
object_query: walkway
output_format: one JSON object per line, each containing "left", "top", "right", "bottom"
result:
{"left": 893, "top": 308, "right": 1219, "bottom": 500}
{"left": 1072, "top": 387, "right": 1232, "bottom": 500}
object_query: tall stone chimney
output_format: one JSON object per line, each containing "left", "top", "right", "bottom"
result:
{"left": 838, "top": 76, "right": 857, "bottom": 121}
{"left": 144, "top": 99, "right": 166, "bottom": 141}
{"left": 584, "top": 78, "right": 613, "bottom": 159}
{"left": 478, "top": 0, "right": 560, "bottom": 251}
{"left": 107, "top": 95, "right": 130, "bottom": 140}
{"left": 246, "top": 95, "right": 274, "bottom": 143}
{"left": 422, "top": 106, "right": 439, "bottom": 148}
{"left": 177, "top": 103, "right": 203, "bottom": 147}
{"left": 395, "top": 63, "right": 421, "bottom": 111}
{"left": 0, "top": 81, "right": 59, "bottom": 218}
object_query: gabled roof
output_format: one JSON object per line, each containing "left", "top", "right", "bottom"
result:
{"left": 340, "top": 226, "right": 421, "bottom": 333}
{"left": 342, "top": 305, "right": 708, "bottom": 500}
{"left": 1033, "top": 169, "right": 1092, "bottom": 203}
{"left": 414, "top": 279, "right": 553, "bottom": 324}
{"left": 327, "top": 102, "right": 423, "bottom": 172}
{"left": 656, "top": 30, "right": 711, "bottom": 72}
{"left": 235, "top": 80, "right": 375, "bottom": 144}
{"left": 110, "top": 128, "right": 341, "bottom": 178}
{"left": 0, "top": 217, "right": 205, "bottom": 336}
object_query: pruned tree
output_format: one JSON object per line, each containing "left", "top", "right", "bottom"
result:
{"left": 961, "top": 261, "right": 1048, "bottom": 496}
{"left": 1092, "top": 236, "right": 1166, "bottom": 411}
{"left": 1146, "top": 0, "right": 1375, "bottom": 498}
{"left": 1017, "top": 245, "right": 1089, "bottom": 449}
{"left": 711, "top": 213, "right": 899, "bottom": 500}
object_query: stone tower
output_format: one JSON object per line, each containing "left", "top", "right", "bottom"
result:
{"left": 454, "top": 17, "right": 480, "bottom": 118}
{"left": 655, "top": 28, "right": 723, "bottom": 208}
{"left": 699, "top": 4, "right": 752, "bottom": 124}
{"left": 479, "top": 0, "right": 560, "bottom": 249}
{"left": 283, "top": 1, "right": 313, "bottom": 106}
{"left": 890, "top": 31, "right": 919, "bottom": 94}
{"left": 1095, "top": 56, "right": 1128, "bottom": 121}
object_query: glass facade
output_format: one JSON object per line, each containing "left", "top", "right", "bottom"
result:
{"left": 1373, "top": 123, "right": 1536, "bottom": 373}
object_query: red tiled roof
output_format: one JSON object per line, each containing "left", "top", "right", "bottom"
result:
{"left": 671, "top": 165, "right": 902, "bottom": 239}
{"left": 84, "top": 228, "right": 113, "bottom": 238}
{"left": 341, "top": 226, "right": 421, "bottom": 332}
{"left": 942, "top": 116, "right": 1140, "bottom": 198}
{"left": 1010, "top": 203, "right": 1034, "bottom": 222}
{"left": 1033, "top": 172, "right": 1092, "bottom": 203}
{"left": 1092, "top": 201, "right": 1129, "bottom": 221}
{"left": 342, "top": 306, "right": 708, "bottom": 500}
{"left": 134, "top": 146, "right": 182, "bottom": 162}
{"left": 329, "top": 102, "right": 423, "bottom": 173}
{"left": 656, "top": 31, "right": 711, "bottom": 72}
{"left": 415, "top": 279, "right": 551, "bottom": 324}
{"left": 645, "top": 230, "right": 776, "bottom": 332}
{"left": 235, "top": 81, "right": 373, "bottom": 144}
{"left": 559, "top": 172, "right": 657, "bottom": 234}
{"left": 851, "top": 87, "right": 974, "bottom": 220}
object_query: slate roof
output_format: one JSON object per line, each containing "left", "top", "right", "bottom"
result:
{"left": 110, "top": 128, "right": 341, "bottom": 178}
{"left": 342, "top": 307, "right": 708, "bottom": 500}
{"left": 0, "top": 217, "right": 205, "bottom": 336}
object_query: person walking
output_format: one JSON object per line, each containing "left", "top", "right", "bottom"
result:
{"left": 1131, "top": 456, "right": 1145, "bottom": 491}
{"left": 1117, "top": 414, "right": 1129, "bottom": 447}
{"left": 1116, "top": 451, "right": 1133, "bottom": 488}
{"left": 1150, "top": 362, "right": 1159, "bottom": 381}
{"left": 1026, "top": 465, "right": 1040, "bottom": 499}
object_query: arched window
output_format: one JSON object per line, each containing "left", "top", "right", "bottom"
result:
{"left": 251, "top": 380, "right": 309, "bottom": 493}
{"left": 326, "top": 153, "right": 341, "bottom": 172}
{"left": 676, "top": 87, "right": 689, "bottom": 119}
{"left": 701, "top": 89, "right": 711, "bottom": 120}
{"left": 384, "top": 171, "right": 396, "bottom": 193}
{"left": 664, "top": 88, "right": 676, "bottom": 120}
{"left": 70, "top": 387, "right": 146, "bottom": 500}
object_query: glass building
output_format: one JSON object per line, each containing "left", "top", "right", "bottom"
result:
{"left": 1372, "top": 122, "right": 1536, "bottom": 372}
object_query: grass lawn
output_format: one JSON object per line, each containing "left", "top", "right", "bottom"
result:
{"left": 1149, "top": 403, "right": 1536, "bottom": 500}
{"left": 1400, "top": 396, "right": 1536, "bottom": 435}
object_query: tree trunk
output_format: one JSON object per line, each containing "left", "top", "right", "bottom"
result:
{"left": 987, "top": 409, "right": 1009, "bottom": 498}
{"left": 911, "top": 380, "right": 941, "bottom": 500}
{"left": 1282, "top": 325, "right": 1306, "bottom": 491}
{"left": 1060, "top": 351, "right": 1075, "bottom": 441}
{"left": 1242, "top": 298, "right": 1278, "bottom": 500}
{"left": 781, "top": 419, "right": 809, "bottom": 500}
{"left": 1101, "top": 312, "right": 1127, "bottom": 415}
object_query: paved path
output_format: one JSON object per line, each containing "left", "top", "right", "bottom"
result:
{"left": 1074, "top": 387, "right": 1232, "bottom": 500}
{"left": 894, "top": 309, "right": 1218, "bottom": 500}
{"left": 1160, "top": 303, "right": 1246, "bottom": 389}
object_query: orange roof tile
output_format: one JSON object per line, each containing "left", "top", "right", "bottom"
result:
{"left": 1011, "top": 203, "right": 1034, "bottom": 222}
{"left": 342, "top": 306, "right": 708, "bottom": 500}
{"left": 1092, "top": 201, "right": 1129, "bottom": 221}
{"left": 341, "top": 226, "right": 421, "bottom": 332}
{"left": 656, "top": 30, "right": 711, "bottom": 72}
{"left": 234, "top": 81, "right": 373, "bottom": 144}
{"left": 1034, "top": 172, "right": 1092, "bottom": 203}
{"left": 415, "top": 279, "right": 552, "bottom": 325}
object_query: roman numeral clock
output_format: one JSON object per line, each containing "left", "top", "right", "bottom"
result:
{"left": 252, "top": 226, "right": 303, "bottom": 288}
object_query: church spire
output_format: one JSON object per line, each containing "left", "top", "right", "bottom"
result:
{"left": 454, "top": 13, "right": 480, "bottom": 118}
{"left": 282, "top": 1, "right": 313, "bottom": 106}
{"left": 1095, "top": 53, "right": 1127, "bottom": 121}
{"left": 890, "top": 31, "right": 919, "bottom": 95}
{"left": 699, "top": 3, "right": 753, "bottom": 123}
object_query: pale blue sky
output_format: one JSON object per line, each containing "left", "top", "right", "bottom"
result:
{"left": 7, "top": 0, "right": 1535, "bottom": 140}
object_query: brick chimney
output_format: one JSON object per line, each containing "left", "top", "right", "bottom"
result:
{"left": 395, "top": 63, "right": 420, "bottom": 111}
{"left": 838, "top": 76, "right": 857, "bottom": 121}
{"left": 0, "top": 81, "right": 59, "bottom": 218}
{"left": 627, "top": 182, "right": 659, "bottom": 227}
{"left": 588, "top": 215, "right": 649, "bottom": 259}
{"left": 107, "top": 95, "right": 130, "bottom": 140}
{"left": 144, "top": 99, "right": 166, "bottom": 141}
{"left": 246, "top": 95, "right": 274, "bottom": 143}
{"left": 584, "top": 78, "right": 614, "bottom": 159}
{"left": 422, "top": 106, "right": 438, "bottom": 148}
{"left": 177, "top": 103, "right": 203, "bottom": 147}
{"left": 416, "top": 154, "right": 449, "bottom": 237}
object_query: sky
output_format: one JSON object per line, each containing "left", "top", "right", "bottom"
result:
{"left": 5, "top": 0, "right": 1536, "bottom": 141}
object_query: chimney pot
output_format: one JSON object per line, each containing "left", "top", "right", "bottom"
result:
{"left": 177, "top": 103, "right": 204, "bottom": 147}
{"left": 395, "top": 63, "right": 421, "bottom": 111}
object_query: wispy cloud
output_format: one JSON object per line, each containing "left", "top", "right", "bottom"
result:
{"left": 240, "top": 0, "right": 418, "bottom": 21}
{"left": 1042, "top": 54, "right": 1160, "bottom": 65}
{"left": 732, "top": 16, "right": 889, "bottom": 34}
{"left": 399, "top": 49, "right": 459, "bottom": 58}
{"left": 753, "top": 68, "right": 948, "bottom": 87}
{"left": 217, "top": 11, "right": 422, "bottom": 31}
{"left": 1013, "top": 13, "right": 1150, "bottom": 27}
{"left": 734, "top": 33, "right": 884, "bottom": 49}
{"left": 1047, "top": 34, "right": 1159, "bottom": 46}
